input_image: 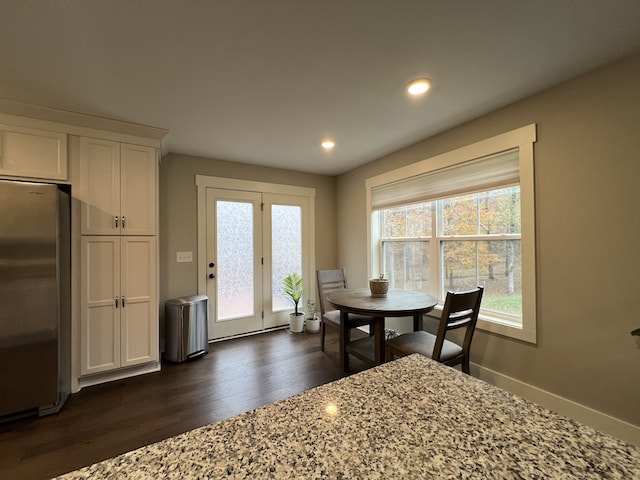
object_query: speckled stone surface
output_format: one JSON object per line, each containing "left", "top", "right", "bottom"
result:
{"left": 55, "top": 355, "right": 640, "bottom": 479}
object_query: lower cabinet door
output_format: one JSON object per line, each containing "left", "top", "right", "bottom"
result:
{"left": 81, "top": 237, "right": 121, "bottom": 375}
{"left": 120, "top": 236, "right": 157, "bottom": 367}
{"left": 81, "top": 236, "right": 157, "bottom": 375}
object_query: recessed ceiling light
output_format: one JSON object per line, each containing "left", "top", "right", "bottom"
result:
{"left": 321, "top": 139, "right": 335, "bottom": 150}
{"left": 406, "top": 78, "right": 431, "bottom": 96}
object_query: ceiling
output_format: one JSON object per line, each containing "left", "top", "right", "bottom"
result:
{"left": 1, "top": 1, "right": 640, "bottom": 175}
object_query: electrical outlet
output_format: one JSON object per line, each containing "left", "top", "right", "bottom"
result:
{"left": 176, "top": 251, "right": 193, "bottom": 263}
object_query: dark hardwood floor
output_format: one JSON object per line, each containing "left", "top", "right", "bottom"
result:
{"left": 0, "top": 328, "right": 368, "bottom": 480}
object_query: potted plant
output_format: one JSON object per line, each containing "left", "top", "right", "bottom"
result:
{"left": 283, "top": 272, "right": 305, "bottom": 333}
{"left": 369, "top": 273, "right": 390, "bottom": 297}
{"left": 305, "top": 299, "right": 320, "bottom": 333}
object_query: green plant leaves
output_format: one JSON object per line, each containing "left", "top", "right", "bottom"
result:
{"left": 283, "top": 272, "right": 304, "bottom": 315}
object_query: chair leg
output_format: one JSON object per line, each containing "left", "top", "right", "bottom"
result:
{"left": 320, "top": 323, "right": 326, "bottom": 351}
{"left": 343, "top": 347, "right": 350, "bottom": 373}
{"left": 462, "top": 357, "right": 470, "bottom": 375}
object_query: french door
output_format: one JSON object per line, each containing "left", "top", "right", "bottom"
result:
{"left": 201, "top": 181, "right": 313, "bottom": 340}
{"left": 206, "top": 189, "right": 262, "bottom": 338}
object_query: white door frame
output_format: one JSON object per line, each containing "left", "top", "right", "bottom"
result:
{"left": 195, "top": 175, "right": 316, "bottom": 338}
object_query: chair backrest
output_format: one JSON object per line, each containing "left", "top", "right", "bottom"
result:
{"left": 432, "top": 287, "right": 484, "bottom": 362}
{"left": 316, "top": 269, "right": 348, "bottom": 315}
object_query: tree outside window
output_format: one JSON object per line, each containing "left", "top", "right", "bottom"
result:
{"left": 380, "top": 186, "right": 522, "bottom": 321}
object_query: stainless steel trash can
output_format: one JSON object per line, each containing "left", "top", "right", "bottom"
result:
{"left": 165, "top": 295, "right": 209, "bottom": 362}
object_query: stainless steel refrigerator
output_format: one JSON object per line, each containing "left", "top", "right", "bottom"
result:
{"left": 0, "top": 179, "right": 71, "bottom": 419}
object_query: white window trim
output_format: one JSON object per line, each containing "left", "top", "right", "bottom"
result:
{"left": 365, "top": 124, "right": 537, "bottom": 343}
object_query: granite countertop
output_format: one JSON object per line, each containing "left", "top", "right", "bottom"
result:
{"left": 56, "top": 354, "right": 640, "bottom": 479}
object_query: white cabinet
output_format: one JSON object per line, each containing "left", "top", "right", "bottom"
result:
{"left": 79, "top": 137, "right": 156, "bottom": 235}
{"left": 80, "top": 236, "right": 157, "bottom": 375}
{"left": 0, "top": 124, "right": 67, "bottom": 180}
{"left": 77, "top": 134, "right": 159, "bottom": 384}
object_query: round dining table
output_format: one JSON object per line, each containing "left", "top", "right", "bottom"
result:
{"left": 326, "top": 288, "right": 438, "bottom": 372}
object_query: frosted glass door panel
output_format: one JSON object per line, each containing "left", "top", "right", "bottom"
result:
{"left": 271, "top": 205, "right": 302, "bottom": 312}
{"left": 216, "top": 201, "right": 255, "bottom": 320}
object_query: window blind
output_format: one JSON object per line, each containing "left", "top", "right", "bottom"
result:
{"left": 371, "top": 148, "right": 520, "bottom": 211}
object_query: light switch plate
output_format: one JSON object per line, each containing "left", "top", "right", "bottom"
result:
{"left": 176, "top": 251, "right": 193, "bottom": 263}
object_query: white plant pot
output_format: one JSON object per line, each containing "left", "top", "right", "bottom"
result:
{"left": 305, "top": 316, "right": 320, "bottom": 333}
{"left": 289, "top": 313, "right": 305, "bottom": 333}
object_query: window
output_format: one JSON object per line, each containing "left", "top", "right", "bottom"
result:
{"left": 366, "top": 125, "right": 536, "bottom": 343}
{"left": 380, "top": 186, "right": 521, "bottom": 321}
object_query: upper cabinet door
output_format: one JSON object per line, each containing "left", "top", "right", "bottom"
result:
{"left": 120, "top": 143, "right": 156, "bottom": 236}
{"left": 79, "top": 138, "right": 157, "bottom": 236}
{"left": 0, "top": 124, "right": 68, "bottom": 180}
{"left": 80, "top": 137, "right": 121, "bottom": 235}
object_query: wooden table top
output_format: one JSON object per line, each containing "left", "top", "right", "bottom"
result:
{"left": 326, "top": 288, "right": 437, "bottom": 317}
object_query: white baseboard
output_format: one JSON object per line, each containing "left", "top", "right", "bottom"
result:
{"left": 75, "top": 362, "right": 161, "bottom": 393}
{"left": 472, "top": 363, "right": 640, "bottom": 447}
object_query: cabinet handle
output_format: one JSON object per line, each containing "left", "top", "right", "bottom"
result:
{"left": 122, "top": 296, "right": 126, "bottom": 308}
{"left": 122, "top": 216, "right": 126, "bottom": 229}
{"left": 115, "top": 297, "right": 119, "bottom": 308}
{"left": 114, "top": 216, "right": 119, "bottom": 229}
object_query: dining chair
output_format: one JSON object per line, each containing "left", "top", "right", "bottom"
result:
{"left": 316, "top": 269, "right": 375, "bottom": 355}
{"left": 385, "top": 286, "right": 483, "bottom": 374}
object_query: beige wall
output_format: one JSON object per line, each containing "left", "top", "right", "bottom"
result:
{"left": 335, "top": 52, "right": 640, "bottom": 425}
{"left": 159, "top": 154, "right": 337, "bottom": 318}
